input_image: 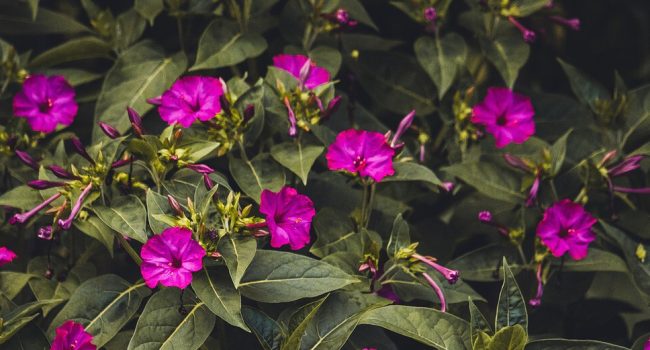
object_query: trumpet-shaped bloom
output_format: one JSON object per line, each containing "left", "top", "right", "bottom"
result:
{"left": 536, "top": 199, "right": 597, "bottom": 260}
{"left": 140, "top": 227, "right": 206, "bottom": 289}
{"left": 259, "top": 186, "right": 316, "bottom": 250}
{"left": 157, "top": 76, "right": 223, "bottom": 128}
{"left": 471, "top": 87, "right": 535, "bottom": 148}
{"left": 13, "top": 74, "right": 78, "bottom": 133}
{"left": 326, "top": 129, "right": 395, "bottom": 182}
{"left": 273, "top": 54, "right": 330, "bottom": 89}
{"left": 50, "top": 320, "right": 96, "bottom": 350}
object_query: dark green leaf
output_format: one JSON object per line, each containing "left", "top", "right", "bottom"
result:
{"left": 469, "top": 298, "right": 492, "bottom": 342}
{"left": 0, "top": 7, "right": 90, "bottom": 35}
{"left": 599, "top": 221, "right": 650, "bottom": 296}
{"left": 310, "top": 208, "right": 362, "bottom": 258}
{"left": 558, "top": 58, "right": 609, "bottom": 113}
{"left": 384, "top": 161, "right": 442, "bottom": 186}
{"left": 386, "top": 214, "right": 410, "bottom": 258}
{"left": 239, "top": 250, "right": 359, "bottom": 303}
{"left": 135, "top": 0, "right": 164, "bottom": 25}
{"left": 0, "top": 185, "right": 44, "bottom": 210}
{"left": 242, "top": 307, "right": 284, "bottom": 350}
{"left": 93, "top": 41, "right": 187, "bottom": 140}
{"left": 414, "top": 33, "right": 467, "bottom": 99}
{"left": 74, "top": 216, "right": 115, "bottom": 256}
{"left": 229, "top": 152, "right": 285, "bottom": 203}
{"left": 0, "top": 272, "right": 36, "bottom": 299}
{"left": 47, "top": 275, "right": 150, "bottom": 347}
{"left": 525, "top": 339, "right": 629, "bottom": 350}
{"left": 191, "top": 18, "right": 267, "bottom": 71}
{"left": 495, "top": 258, "right": 527, "bottom": 332}
{"left": 444, "top": 162, "right": 525, "bottom": 204}
{"left": 270, "top": 136, "right": 324, "bottom": 185}
{"left": 550, "top": 129, "right": 572, "bottom": 176}
{"left": 359, "top": 305, "right": 472, "bottom": 350}
{"left": 218, "top": 236, "right": 257, "bottom": 287}
{"left": 192, "top": 267, "right": 249, "bottom": 331}
{"left": 29, "top": 36, "right": 112, "bottom": 67}
{"left": 146, "top": 189, "right": 173, "bottom": 234}
{"left": 555, "top": 248, "right": 627, "bottom": 273}
{"left": 93, "top": 195, "right": 148, "bottom": 243}
{"left": 480, "top": 19, "right": 530, "bottom": 88}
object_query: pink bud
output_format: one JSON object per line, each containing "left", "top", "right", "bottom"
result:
{"left": 167, "top": 195, "right": 184, "bottom": 216}
{"left": 28, "top": 180, "right": 66, "bottom": 190}
{"left": 15, "top": 150, "right": 39, "bottom": 170}
{"left": 424, "top": 7, "right": 437, "bottom": 22}
{"left": 70, "top": 138, "right": 94, "bottom": 164}
{"left": 98, "top": 122, "right": 121, "bottom": 139}
{"left": 47, "top": 165, "right": 76, "bottom": 179}
{"left": 127, "top": 107, "right": 145, "bottom": 137}
{"left": 549, "top": 16, "right": 580, "bottom": 31}
{"left": 478, "top": 211, "right": 493, "bottom": 223}
{"left": 186, "top": 163, "right": 215, "bottom": 174}
{"left": 146, "top": 96, "right": 162, "bottom": 105}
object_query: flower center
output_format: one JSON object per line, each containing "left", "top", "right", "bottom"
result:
{"left": 559, "top": 228, "right": 576, "bottom": 238}
{"left": 38, "top": 98, "right": 54, "bottom": 113}
{"left": 353, "top": 155, "right": 366, "bottom": 171}
{"left": 496, "top": 114, "right": 507, "bottom": 126}
{"left": 169, "top": 257, "right": 183, "bottom": 268}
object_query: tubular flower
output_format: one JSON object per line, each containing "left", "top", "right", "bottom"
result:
{"left": 536, "top": 199, "right": 597, "bottom": 260}
{"left": 13, "top": 74, "right": 78, "bottom": 133}
{"left": 412, "top": 253, "right": 459, "bottom": 284}
{"left": 140, "top": 227, "right": 206, "bottom": 289}
{"left": 10, "top": 192, "right": 62, "bottom": 225}
{"left": 259, "top": 186, "right": 316, "bottom": 250}
{"left": 471, "top": 87, "right": 535, "bottom": 148}
{"left": 50, "top": 320, "right": 96, "bottom": 350}
{"left": 273, "top": 54, "right": 330, "bottom": 90}
{"left": 58, "top": 182, "right": 93, "bottom": 230}
{"left": 326, "top": 129, "right": 395, "bottom": 182}
{"left": 390, "top": 110, "right": 415, "bottom": 149}
{"left": 508, "top": 16, "right": 536, "bottom": 43}
{"left": 422, "top": 272, "right": 447, "bottom": 312}
{"left": 156, "top": 76, "right": 224, "bottom": 128}
{"left": 529, "top": 262, "right": 544, "bottom": 307}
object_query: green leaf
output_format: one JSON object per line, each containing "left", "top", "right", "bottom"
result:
{"left": 270, "top": 136, "right": 324, "bottom": 185}
{"left": 469, "top": 298, "right": 492, "bottom": 342}
{"left": 309, "top": 46, "right": 342, "bottom": 77}
{"left": 27, "top": 256, "right": 96, "bottom": 316}
{"left": 135, "top": 0, "right": 164, "bottom": 25}
{"left": 555, "top": 248, "right": 627, "bottom": 273}
{"left": 386, "top": 213, "right": 410, "bottom": 258}
{"left": 191, "top": 18, "right": 267, "bottom": 71}
{"left": 0, "top": 272, "right": 36, "bottom": 299}
{"left": 294, "top": 291, "right": 391, "bottom": 350}
{"left": 359, "top": 305, "right": 472, "bottom": 350}
{"left": 192, "top": 267, "right": 249, "bottom": 332}
{"left": 0, "top": 7, "right": 90, "bottom": 35}
{"left": 93, "top": 41, "right": 187, "bottom": 141}
{"left": 557, "top": 58, "right": 609, "bottom": 113}
{"left": 229, "top": 152, "right": 285, "bottom": 203}
{"left": 0, "top": 299, "right": 62, "bottom": 344}
{"left": 444, "top": 162, "right": 525, "bottom": 204}
{"left": 524, "top": 339, "right": 629, "bottom": 350}
{"left": 239, "top": 250, "right": 359, "bottom": 303}
{"left": 622, "top": 84, "right": 650, "bottom": 148}
{"left": 93, "top": 195, "right": 148, "bottom": 243}
{"left": 74, "top": 216, "right": 115, "bottom": 256}
{"left": 104, "top": 330, "right": 135, "bottom": 350}
{"left": 29, "top": 36, "right": 112, "bottom": 67}
{"left": 550, "top": 129, "right": 572, "bottom": 176}
{"left": 509, "top": 0, "right": 550, "bottom": 16}
{"left": 39, "top": 68, "right": 103, "bottom": 86}
{"left": 474, "top": 325, "right": 527, "bottom": 350}
{"left": 480, "top": 19, "right": 530, "bottom": 88}
{"left": 3, "top": 324, "right": 50, "bottom": 349}
{"left": 495, "top": 258, "right": 527, "bottom": 332}
{"left": 113, "top": 8, "right": 147, "bottom": 51}
{"left": 384, "top": 162, "right": 443, "bottom": 186}
{"left": 146, "top": 189, "right": 173, "bottom": 234}
{"left": 282, "top": 297, "right": 328, "bottom": 350}
{"left": 351, "top": 51, "right": 436, "bottom": 115}
{"left": 599, "top": 221, "right": 650, "bottom": 295}
{"left": 414, "top": 33, "right": 467, "bottom": 99}
{"left": 218, "top": 236, "right": 257, "bottom": 287}
{"left": 47, "top": 275, "right": 150, "bottom": 347}
{"left": 339, "top": 0, "right": 377, "bottom": 30}
{"left": 128, "top": 288, "right": 216, "bottom": 350}
{"left": 242, "top": 307, "right": 283, "bottom": 350}
{"left": 0, "top": 185, "right": 44, "bottom": 210}
{"left": 310, "top": 208, "right": 362, "bottom": 258}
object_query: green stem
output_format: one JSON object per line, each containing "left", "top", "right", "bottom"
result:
{"left": 549, "top": 179, "right": 559, "bottom": 201}
{"left": 360, "top": 181, "right": 368, "bottom": 228}
{"left": 117, "top": 233, "right": 142, "bottom": 266}
{"left": 365, "top": 183, "right": 376, "bottom": 228}
{"left": 176, "top": 16, "right": 185, "bottom": 52}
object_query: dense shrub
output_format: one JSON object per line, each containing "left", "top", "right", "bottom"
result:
{"left": 0, "top": 0, "right": 649, "bottom": 349}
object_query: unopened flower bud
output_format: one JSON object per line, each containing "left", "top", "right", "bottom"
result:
{"left": 98, "top": 122, "right": 121, "bottom": 139}
{"left": 28, "top": 180, "right": 66, "bottom": 190}
{"left": 167, "top": 195, "right": 184, "bottom": 216}
{"left": 15, "top": 150, "right": 39, "bottom": 170}
{"left": 243, "top": 104, "right": 255, "bottom": 123}
{"left": 70, "top": 137, "right": 94, "bottom": 164}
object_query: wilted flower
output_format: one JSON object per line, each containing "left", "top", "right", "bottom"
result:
{"left": 156, "top": 76, "right": 224, "bottom": 128}
{"left": 0, "top": 247, "right": 17, "bottom": 266}
{"left": 37, "top": 226, "right": 54, "bottom": 240}
{"left": 471, "top": 87, "right": 535, "bottom": 148}
{"left": 140, "top": 227, "right": 206, "bottom": 289}
{"left": 50, "top": 320, "right": 96, "bottom": 350}
{"left": 13, "top": 74, "right": 78, "bottom": 133}
{"left": 326, "top": 129, "right": 395, "bottom": 182}
{"left": 273, "top": 54, "right": 330, "bottom": 90}
{"left": 536, "top": 199, "right": 597, "bottom": 260}
{"left": 390, "top": 110, "right": 415, "bottom": 148}
{"left": 259, "top": 186, "right": 316, "bottom": 250}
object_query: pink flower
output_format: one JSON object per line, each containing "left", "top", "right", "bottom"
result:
{"left": 471, "top": 87, "right": 535, "bottom": 148}
{"left": 140, "top": 227, "right": 206, "bottom": 289}
{"left": 50, "top": 320, "right": 96, "bottom": 350}
{"left": 536, "top": 199, "right": 597, "bottom": 260}
{"left": 259, "top": 186, "right": 316, "bottom": 250}
{"left": 0, "top": 247, "right": 17, "bottom": 266}
{"left": 157, "top": 76, "right": 224, "bottom": 128}
{"left": 326, "top": 129, "right": 395, "bottom": 182}
{"left": 273, "top": 54, "right": 330, "bottom": 90}
{"left": 13, "top": 74, "right": 78, "bottom": 133}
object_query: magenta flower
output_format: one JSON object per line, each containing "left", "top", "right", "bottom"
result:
{"left": 0, "top": 247, "right": 17, "bottom": 267}
{"left": 273, "top": 54, "right": 330, "bottom": 90}
{"left": 259, "top": 186, "right": 316, "bottom": 250}
{"left": 140, "top": 227, "right": 206, "bottom": 289}
{"left": 50, "top": 320, "right": 96, "bottom": 350}
{"left": 13, "top": 74, "right": 78, "bottom": 133}
{"left": 471, "top": 87, "right": 535, "bottom": 148}
{"left": 536, "top": 199, "right": 597, "bottom": 260}
{"left": 326, "top": 129, "right": 395, "bottom": 182}
{"left": 156, "top": 76, "right": 224, "bottom": 128}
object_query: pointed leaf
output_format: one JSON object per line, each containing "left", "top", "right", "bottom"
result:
{"left": 242, "top": 307, "right": 283, "bottom": 350}
{"left": 469, "top": 298, "right": 492, "bottom": 342}
{"left": 146, "top": 189, "right": 173, "bottom": 234}
{"left": 415, "top": 33, "right": 467, "bottom": 99}
{"left": 495, "top": 258, "right": 527, "bottom": 332}
{"left": 480, "top": 20, "right": 530, "bottom": 88}
{"left": 229, "top": 152, "right": 285, "bottom": 203}
{"left": 387, "top": 214, "right": 410, "bottom": 258}
{"left": 384, "top": 162, "right": 443, "bottom": 186}
{"left": 218, "top": 236, "right": 257, "bottom": 287}
{"left": 192, "top": 267, "right": 249, "bottom": 332}
{"left": 444, "top": 162, "right": 525, "bottom": 204}
{"left": 93, "top": 195, "right": 148, "bottom": 243}
{"left": 270, "top": 137, "right": 324, "bottom": 185}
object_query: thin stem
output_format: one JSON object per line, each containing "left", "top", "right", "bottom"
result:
{"left": 360, "top": 181, "right": 368, "bottom": 228}
{"left": 517, "top": 245, "right": 527, "bottom": 265}
{"left": 549, "top": 179, "right": 559, "bottom": 201}
{"left": 176, "top": 17, "right": 185, "bottom": 52}
{"left": 116, "top": 233, "right": 142, "bottom": 266}
{"left": 365, "top": 183, "right": 376, "bottom": 228}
